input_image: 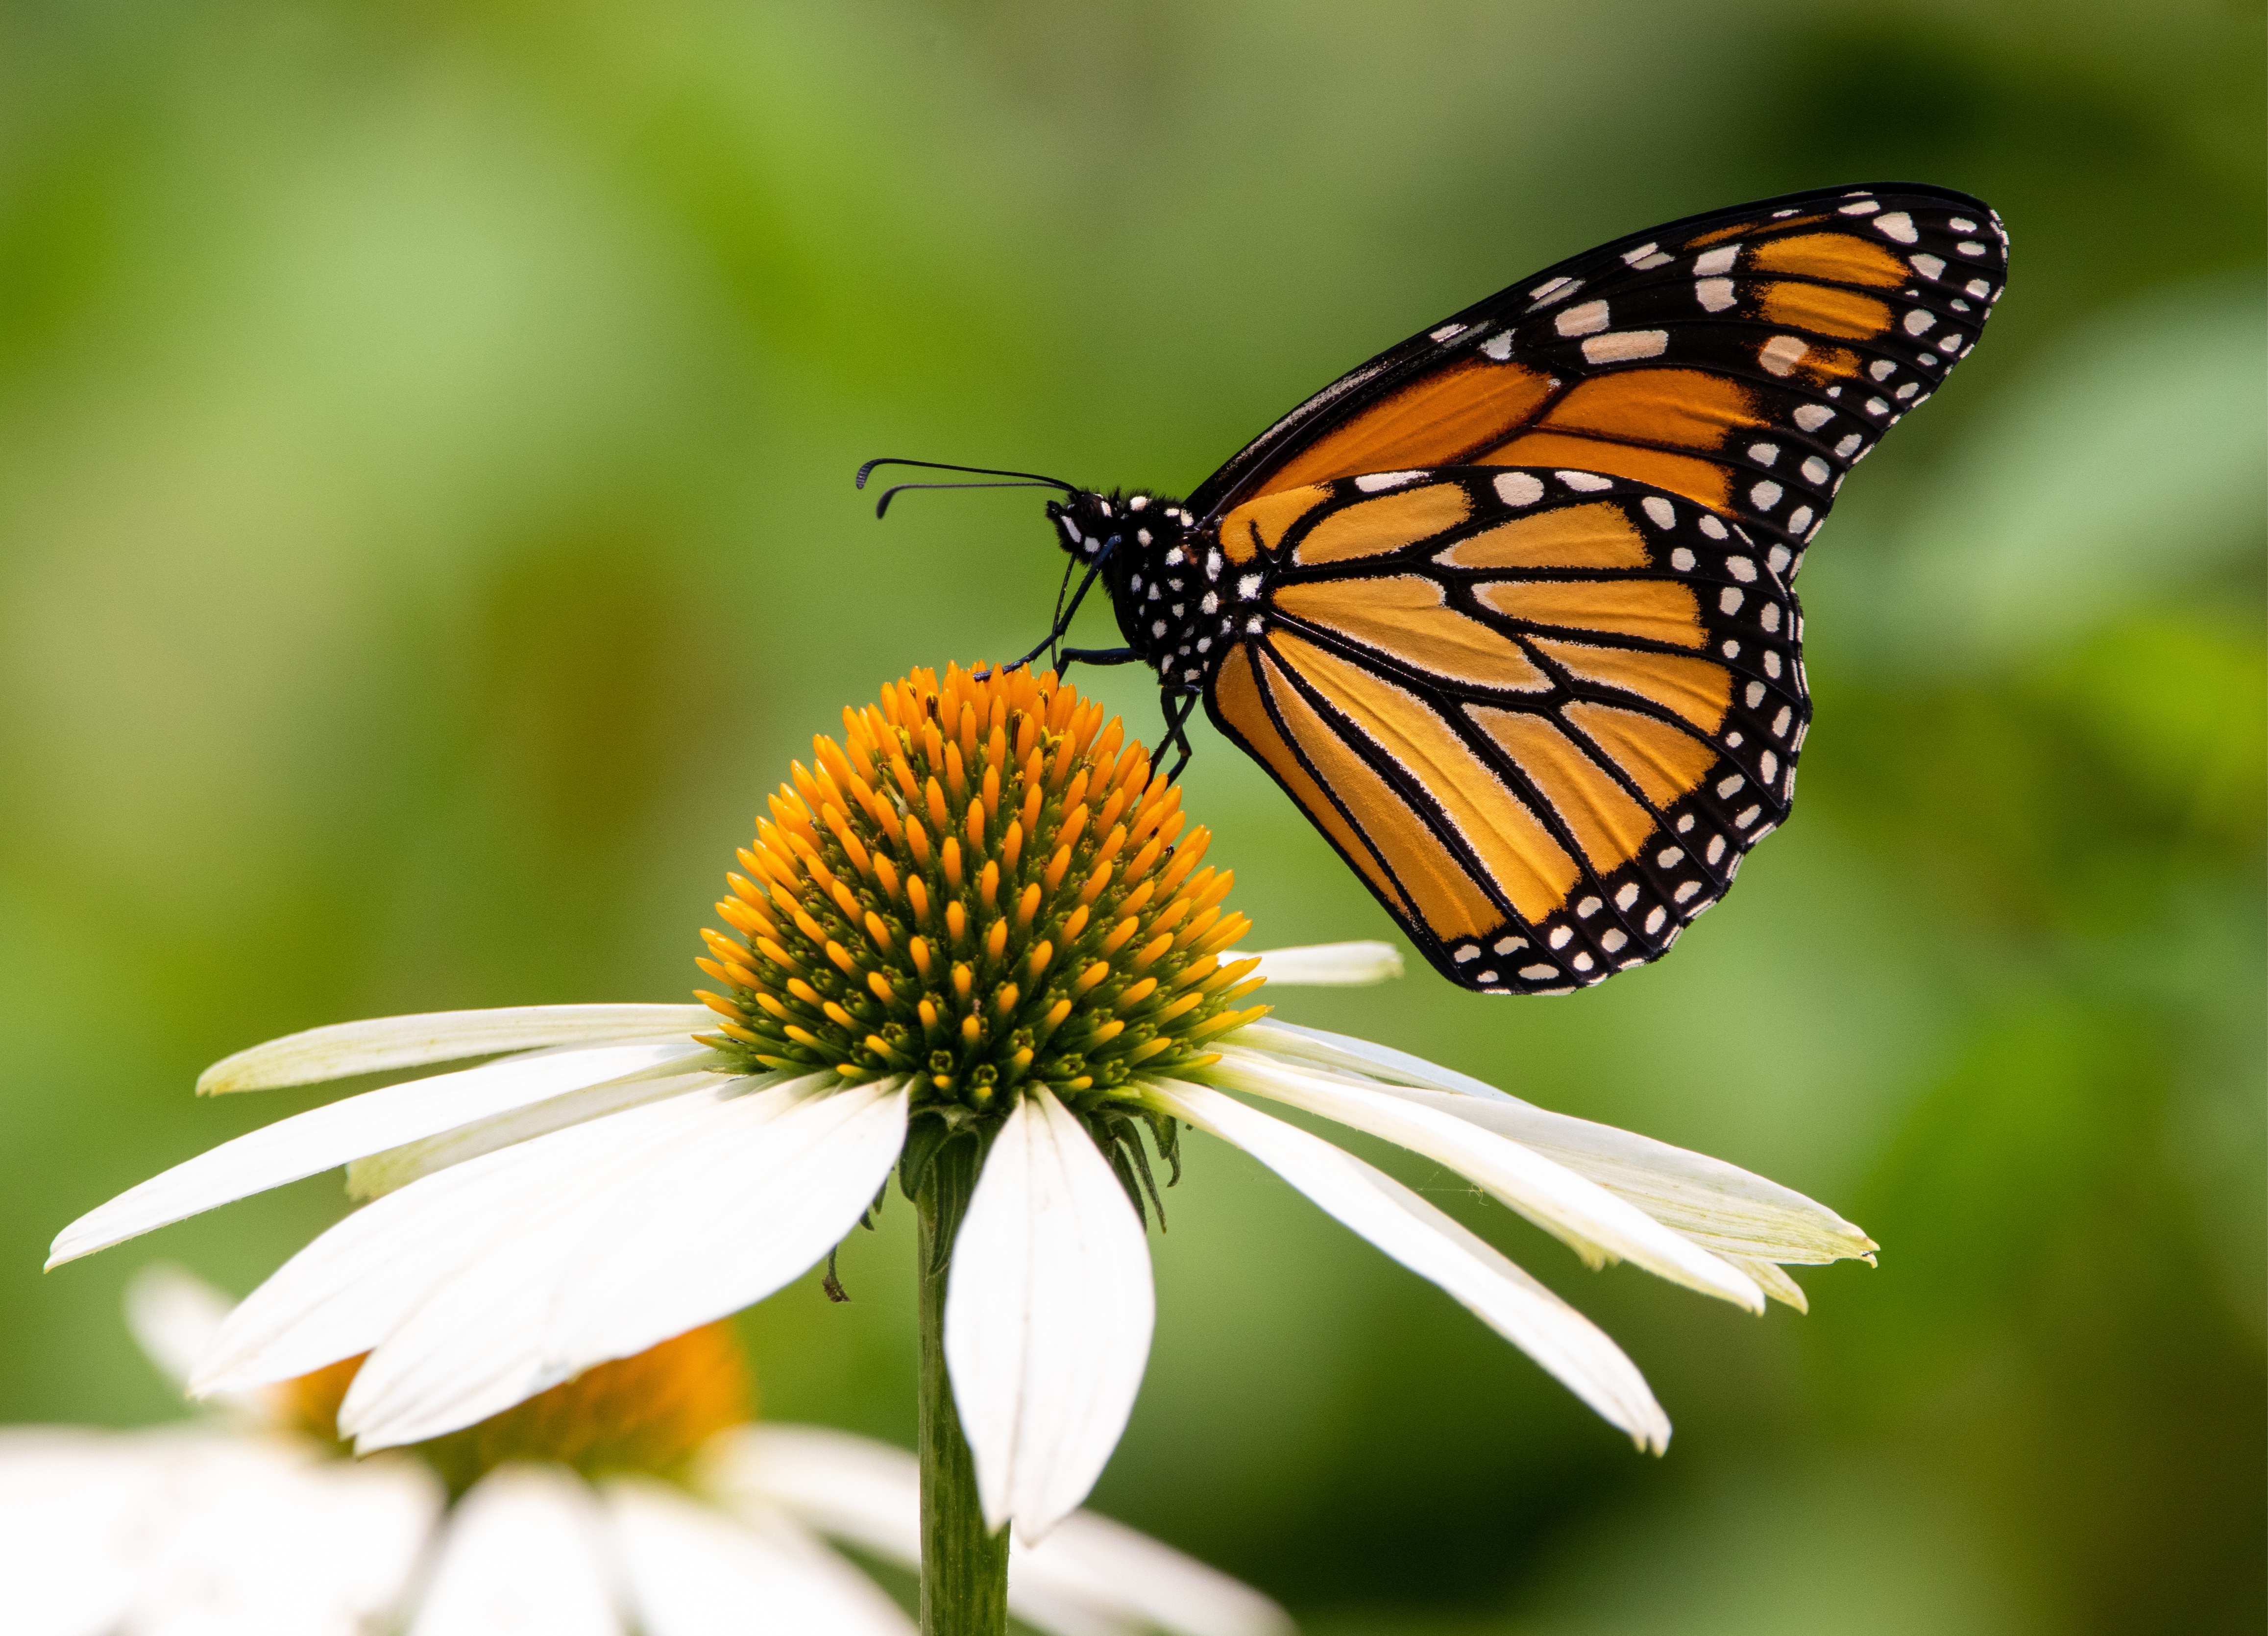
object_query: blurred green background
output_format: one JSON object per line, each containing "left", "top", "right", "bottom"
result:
{"left": 1, "top": 0, "right": 2260, "bottom": 1631}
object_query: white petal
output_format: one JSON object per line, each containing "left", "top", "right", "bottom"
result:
{"left": 606, "top": 1476, "right": 913, "bottom": 1636}
{"left": 1231, "top": 1019, "right": 1518, "bottom": 1099}
{"left": 344, "top": 1068, "right": 730, "bottom": 1201}
{"left": 1208, "top": 1049, "right": 1763, "bottom": 1311}
{"left": 340, "top": 1090, "right": 793, "bottom": 1450}
{"left": 1232, "top": 941, "right": 1404, "bottom": 985}
{"left": 1369, "top": 1087, "right": 1870, "bottom": 1265}
{"left": 946, "top": 1087, "right": 1155, "bottom": 1542}
{"left": 0, "top": 1429, "right": 170, "bottom": 1636}
{"left": 1237, "top": 1021, "right": 1875, "bottom": 1264}
{"left": 49, "top": 1040, "right": 717, "bottom": 1268}
{"left": 409, "top": 1465, "right": 621, "bottom": 1636}
{"left": 541, "top": 1077, "right": 911, "bottom": 1382}
{"left": 127, "top": 1437, "right": 439, "bottom": 1636}
{"left": 192, "top": 1087, "right": 751, "bottom": 1399}
{"left": 1145, "top": 1081, "right": 1669, "bottom": 1451}
{"left": 198, "top": 1003, "right": 713, "bottom": 1094}
{"left": 1724, "top": 1254, "right": 1809, "bottom": 1312}
{"left": 712, "top": 1425, "right": 1289, "bottom": 1636}
{"left": 124, "top": 1264, "right": 233, "bottom": 1390}
{"left": 1018, "top": 1508, "right": 1293, "bottom": 1636}
{"left": 701, "top": 1424, "right": 922, "bottom": 1566}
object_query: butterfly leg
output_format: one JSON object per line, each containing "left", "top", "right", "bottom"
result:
{"left": 1055, "top": 646, "right": 1143, "bottom": 668}
{"left": 998, "top": 540, "right": 1122, "bottom": 674}
{"left": 1157, "top": 689, "right": 1198, "bottom": 782}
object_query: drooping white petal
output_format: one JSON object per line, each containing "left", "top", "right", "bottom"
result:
{"left": 49, "top": 1040, "right": 718, "bottom": 1268}
{"left": 408, "top": 1465, "right": 620, "bottom": 1636}
{"left": 344, "top": 1069, "right": 731, "bottom": 1200}
{"left": 124, "top": 1264, "right": 233, "bottom": 1390}
{"left": 605, "top": 1475, "right": 913, "bottom": 1636}
{"left": 1236, "top": 1020, "right": 1876, "bottom": 1265}
{"left": 1208, "top": 1049, "right": 1763, "bottom": 1311}
{"left": 1724, "top": 1254, "right": 1809, "bottom": 1311}
{"left": 339, "top": 1089, "right": 801, "bottom": 1450}
{"left": 198, "top": 1003, "right": 712, "bottom": 1094}
{"left": 191, "top": 1085, "right": 749, "bottom": 1399}
{"left": 1230, "top": 1019, "right": 1513, "bottom": 1097}
{"left": 1146, "top": 1081, "right": 1670, "bottom": 1451}
{"left": 709, "top": 1425, "right": 1291, "bottom": 1636}
{"left": 1234, "top": 941, "right": 1404, "bottom": 986}
{"left": 540, "top": 1077, "right": 911, "bottom": 1383}
{"left": 945, "top": 1087, "right": 1156, "bottom": 1543}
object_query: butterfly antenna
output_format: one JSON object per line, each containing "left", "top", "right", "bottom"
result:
{"left": 855, "top": 457, "right": 1077, "bottom": 517}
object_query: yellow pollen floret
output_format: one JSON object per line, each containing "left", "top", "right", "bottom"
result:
{"left": 692, "top": 665, "right": 1269, "bottom": 1108}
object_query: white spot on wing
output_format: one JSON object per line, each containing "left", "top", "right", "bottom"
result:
{"left": 1354, "top": 470, "right": 1424, "bottom": 492}
{"left": 1694, "top": 245, "right": 1740, "bottom": 276}
{"left": 1696, "top": 278, "right": 1736, "bottom": 312}
{"left": 1481, "top": 331, "right": 1515, "bottom": 361}
{"left": 1581, "top": 330, "right": 1669, "bottom": 363}
{"left": 1642, "top": 496, "right": 1676, "bottom": 529}
{"left": 1557, "top": 300, "right": 1610, "bottom": 337}
{"left": 1911, "top": 253, "right": 1946, "bottom": 279}
{"left": 1556, "top": 470, "right": 1614, "bottom": 492}
{"left": 1873, "top": 211, "right": 1918, "bottom": 243}
{"left": 1800, "top": 456, "right": 1830, "bottom": 485}
{"left": 1759, "top": 335, "right": 1808, "bottom": 376}
{"left": 1794, "top": 404, "right": 1832, "bottom": 432}
{"left": 1749, "top": 480, "right": 1782, "bottom": 510}
{"left": 1494, "top": 472, "right": 1545, "bottom": 506}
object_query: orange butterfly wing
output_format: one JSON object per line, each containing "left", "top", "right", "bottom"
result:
{"left": 1189, "top": 184, "right": 2005, "bottom": 990}
{"left": 1205, "top": 468, "right": 1803, "bottom": 991}
{"left": 1193, "top": 184, "right": 2007, "bottom": 560}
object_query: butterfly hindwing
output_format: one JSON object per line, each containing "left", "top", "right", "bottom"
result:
{"left": 1188, "top": 184, "right": 2008, "bottom": 564}
{"left": 1205, "top": 468, "right": 1808, "bottom": 992}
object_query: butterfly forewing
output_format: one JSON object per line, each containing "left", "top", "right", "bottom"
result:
{"left": 1205, "top": 468, "right": 1809, "bottom": 992}
{"left": 1188, "top": 184, "right": 2008, "bottom": 562}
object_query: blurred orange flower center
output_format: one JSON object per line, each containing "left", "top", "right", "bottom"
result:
{"left": 280, "top": 1322, "right": 750, "bottom": 1496}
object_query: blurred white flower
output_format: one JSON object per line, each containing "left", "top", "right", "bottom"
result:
{"left": 50, "top": 668, "right": 1875, "bottom": 1545}
{"left": 1, "top": 1267, "right": 1289, "bottom": 1636}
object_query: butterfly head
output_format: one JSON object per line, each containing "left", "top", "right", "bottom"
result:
{"left": 1044, "top": 488, "right": 1190, "bottom": 569}
{"left": 1046, "top": 488, "right": 1226, "bottom": 684}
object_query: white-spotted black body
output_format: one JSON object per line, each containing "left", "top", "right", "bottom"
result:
{"left": 1045, "top": 489, "right": 1236, "bottom": 691}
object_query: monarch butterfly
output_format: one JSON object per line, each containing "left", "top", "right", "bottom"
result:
{"left": 861, "top": 183, "right": 2006, "bottom": 995}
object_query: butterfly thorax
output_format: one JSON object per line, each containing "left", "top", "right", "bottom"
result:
{"left": 1046, "top": 488, "right": 1231, "bottom": 689}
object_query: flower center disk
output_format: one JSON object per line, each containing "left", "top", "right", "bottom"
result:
{"left": 694, "top": 664, "right": 1268, "bottom": 1118}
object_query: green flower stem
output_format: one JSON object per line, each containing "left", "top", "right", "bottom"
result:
{"left": 916, "top": 1137, "right": 1010, "bottom": 1636}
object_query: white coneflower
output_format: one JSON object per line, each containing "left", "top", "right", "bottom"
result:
{"left": 1, "top": 1265, "right": 1288, "bottom": 1636}
{"left": 50, "top": 664, "right": 1873, "bottom": 1633}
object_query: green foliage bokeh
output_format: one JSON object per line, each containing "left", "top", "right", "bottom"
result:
{"left": 0, "top": 2, "right": 2259, "bottom": 1632}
